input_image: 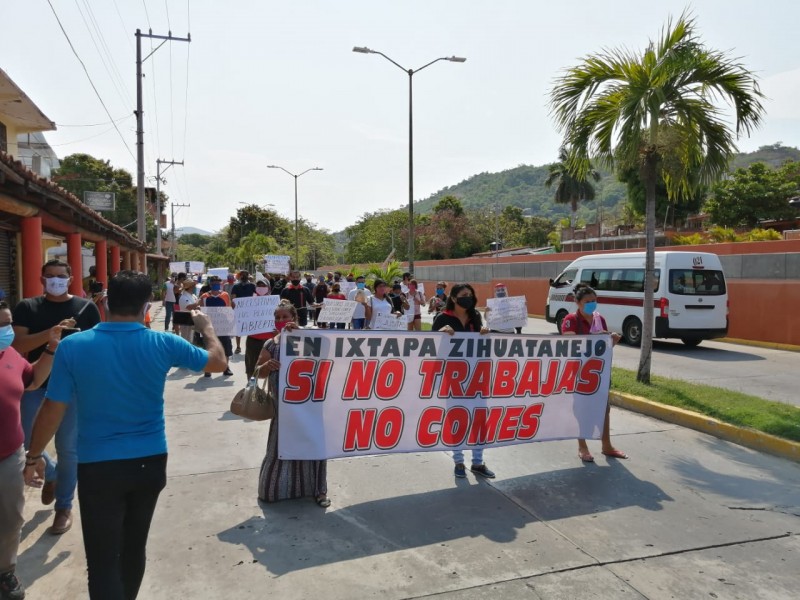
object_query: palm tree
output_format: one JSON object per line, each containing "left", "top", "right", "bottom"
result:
{"left": 544, "top": 146, "right": 601, "bottom": 227}
{"left": 550, "top": 12, "right": 763, "bottom": 383}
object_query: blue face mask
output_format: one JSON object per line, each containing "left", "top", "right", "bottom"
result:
{"left": 211, "top": 284, "right": 222, "bottom": 292}
{"left": 356, "top": 282, "right": 365, "bottom": 289}
{"left": 0, "top": 324, "right": 14, "bottom": 351}
{"left": 436, "top": 289, "right": 444, "bottom": 296}
{"left": 583, "top": 301, "right": 598, "bottom": 315}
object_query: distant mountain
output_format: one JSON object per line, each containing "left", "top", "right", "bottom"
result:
{"left": 730, "top": 143, "right": 800, "bottom": 170}
{"left": 174, "top": 226, "right": 214, "bottom": 238}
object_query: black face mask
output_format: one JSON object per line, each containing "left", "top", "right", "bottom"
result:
{"left": 291, "top": 279, "right": 301, "bottom": 286}
{"left": 456, "top": 296, "right": 475, "bottom": 310}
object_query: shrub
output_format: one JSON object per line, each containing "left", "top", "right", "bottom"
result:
{"left": 672, "top": 233, "right": 705, "bottom": 245}
{"left": 745, "top": 228, "right": 782, "bottom": 241}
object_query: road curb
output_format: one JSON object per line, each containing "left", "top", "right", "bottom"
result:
{"left": 609, "top": 391, "right": 800, "bottom": 463}
{"left": 717, "top": 337, "right": 800, "bottom": 353}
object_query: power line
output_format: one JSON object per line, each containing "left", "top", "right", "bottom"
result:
{"left": 45, "top": 0, "right": 136, "bottom": 161}
{"left": 57, "top": 114, "right": 132, "bottom": 127}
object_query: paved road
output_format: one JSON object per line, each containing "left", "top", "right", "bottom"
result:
{"left": 517, "top": 316, "right": 799, "bottom": 408}
{"left": 17, "top": 339, "right": 800, "bottom": 599}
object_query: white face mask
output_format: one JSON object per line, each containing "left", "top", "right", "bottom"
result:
{"left": 255, "top": 287, "right": 269, "bottom": 296}
{"left": 44, "top": 277, "right": 70, "bottom": 297}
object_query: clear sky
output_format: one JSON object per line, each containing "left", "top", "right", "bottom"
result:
{"left": 4, "top": 1, "right": 799, "bottom": 235}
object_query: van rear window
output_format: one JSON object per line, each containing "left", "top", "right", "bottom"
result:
{"left": 580, "top": 268, "right": 660, "bottom": 293}
{"left": 669, "top": 269, "right": 726, "bottom": 296}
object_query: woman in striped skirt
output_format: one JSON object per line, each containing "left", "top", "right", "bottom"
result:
{"left": 255, "top": 301, "right": 329, "bottom": 507}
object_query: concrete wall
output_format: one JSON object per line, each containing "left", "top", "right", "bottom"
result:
{"left": 412, "top": 241, "right": 800, "bottom": 346}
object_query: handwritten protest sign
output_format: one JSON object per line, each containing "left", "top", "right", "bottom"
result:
{"left": 202, "top": 306, "right": 236, "bottom": 336}
{"left": 486, "top": 296, "right": 528, "bottom": 330}
{"left": 233, "top": 295, "right": 280, "bottom": 336}
{"left": 278, "top": 330, "right": 613, "bottom": 459}
{"left": 264, "top": 255, "right": 291, "bottom": 275}
{"left": 339, "top": 281, "right": 356, "bottom": 297}
{"left": 371, "top": 312, "right": 407, "bottom": 330}
{"left": 317, "top": 299, "right": 357, "bottom": 324}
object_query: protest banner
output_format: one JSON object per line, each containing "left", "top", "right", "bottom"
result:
{"left": 202, "top": 306, "right": 236, "bottom": 336}
{"left": 233, "top": 295, "right": 280, "bottom": 335}
{"left": 207, "top": 267, "right": 230, "bottom": 280}
{"left": 486, "top": 296, "right": 528, "bottom": 330}
{"left": 371, "top": 312, "right": 407, "bottom": 331}
{"left": 339, "top": 281, "right": 356, "bottom": 297}
{"left": 170, "top": 261, "right": 204, "bottom": 274}
{"left": 317, "top": 299, "right": 358, "bottom": 324}
{"left": 277, "top": 330, "right": 613, "bottom": 459}
{"left": 264, "top": 255, "right": 291, "bottom": 275}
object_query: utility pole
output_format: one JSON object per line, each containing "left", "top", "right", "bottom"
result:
{"left": 170, "top": 202, "right": 191, "bottom": 261}
{"left": 156, "top": 159, "right": 184, "bottom": 255}
{"left": 136, "top": 28, "right": 190, "bottom": 244}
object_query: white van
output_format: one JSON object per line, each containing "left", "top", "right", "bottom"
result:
{"left": 546, "top": 251, "right": 728, "bottom": 347}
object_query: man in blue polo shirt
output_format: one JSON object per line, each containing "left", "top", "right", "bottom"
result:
{"left": 24, "top": 270, "right": 227, "bottom": 599}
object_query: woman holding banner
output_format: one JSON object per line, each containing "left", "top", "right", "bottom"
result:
{"left": 431, "top": 283, "right": 496, "bottom": 480}
{"left": 199, "top": 276, "right": 234, "bottom": 377}
{"left": 363, "top": 279, "right": 403, "bottom": 330}
{"left": 560, "top": 283, "right": 627, "bottom": 462}
{"left": 244, "top": 279, "right": 275, "bottom": 379}
{"left": 255, "top": 301, "right": 330, "bottom": 507}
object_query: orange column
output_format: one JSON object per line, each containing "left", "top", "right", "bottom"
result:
{"left": 110, "top": 245, "right": 121, "bottom": 275}
{"left": 139, "top": 252, "right": 147, "bottom": 275}
{"left": 131, "top": 252, "right": 140, "bottom": 272}
{"left": 21, "top": 217, "right": 43, "bottom": 298}
{"left": 66, "top": 232, "right": 83, "bottom": 295}
{"left": 122, "top": 250, "right": 132, "bottom": 270}
{"left": 95, "top": 240, "right": 108, "bottom": 288}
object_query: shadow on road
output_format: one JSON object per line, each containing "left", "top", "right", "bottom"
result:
{"left": 16, "top": 510, "right": 71, "bottom": 589}
{"left": 650, "top": 341, "right": 765, "bottom": 362}
{"left": 217, "top": 464, "right": 671, "bottom": 576}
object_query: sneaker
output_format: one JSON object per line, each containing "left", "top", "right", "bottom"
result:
{"left": 0, "top": 570, "right": 25, "bottom": 599}
{"left": 454, "top": 463, "right": 467, "bottom": 478}
{"left": 223, "top": 368, "right": 233, "bottom": 377}
{"left": 234, "top": 347, "right": 242, "bottom": 354}
{"left": 50, "top": 509, "right": 72, "bottom": 535}
{"left": 470, "top": 464, "right": 496, "bottom": 479}
{"left": 204, "top": 372, "right": 211, "bottom": 378}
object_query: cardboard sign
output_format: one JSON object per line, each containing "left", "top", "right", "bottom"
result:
{"left": 317, "top": 299, "right": 358, "bottom": 324}
{"left": 371, "top": 312, "right": 407, "bottom": 331}
{"left": 486, "top": 296, "right": 528, "bottom": 330}
{"left": 233, "top": 295, "right": 281, "bottom": 335}
{"left": 202, "top": 306, "right": 236, "bottom": 336}
{"left": 264, "top": 255, "right": 291, "bottom": 275}
{"left": 278, "top": 331, "right": 613, "bottom": 459}
{"left": 339, "top": 281, "right": 356, "bottom": 297}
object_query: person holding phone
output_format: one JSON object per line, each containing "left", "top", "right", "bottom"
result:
{"left": 11, "top": 259, "right": 101, "bottom": 536}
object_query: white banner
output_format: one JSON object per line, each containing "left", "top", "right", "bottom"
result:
{"left": 264, "top": 255, "right": 291, "bottom": 275}
{"left": 486, "top": 296, "right": 528, "bottom": 330}
{"left": 371, "top": 312, "right": 407, "bottom": 330}
{"left": 278, "top": 331, "right": 613, "bottom": 459}
{"left": 202, "top": 306, "right": 236, "bottom": 336}
{"left": 233, "top": 295, "right": 280, "bottom": 336}
{"left": 339, "top": 281, "right": 356, "bottom": 297}
{"left": 207, "top": 267, "right": 230, "bottom": 280}
{"left": 317, "top": 299, "right": 357, "bottom": 324}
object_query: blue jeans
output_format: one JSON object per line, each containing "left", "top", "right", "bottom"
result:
{"left": 453, "top": 449, "right": 484, "bottom": 466}
{"left": 163, "top": 301, "right": 174, "bottom": 330}
{"left": 352, "top": 318, "right": 366, "bottom": 330}
{"left": 21, "top": 388, "right": 78, "bottom": 511}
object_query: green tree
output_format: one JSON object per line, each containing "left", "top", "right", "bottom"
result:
{"left": 433, "top": 195, "right": 465, "bottom": 217}
{"left": 228, "top": 204, "right": 291, "bottom": 247}
{"left": 544, "top": 146, "right": 600, "bottom": 227}
{"left": 550, "top": 12, "right": 764, "bottom": 382}
{"left": 705, "top": 162, "right": 799, "bottom": 227}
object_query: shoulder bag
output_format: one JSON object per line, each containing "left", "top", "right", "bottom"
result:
{"left": 230, "top": 365, "right": 276, "bottom": 421}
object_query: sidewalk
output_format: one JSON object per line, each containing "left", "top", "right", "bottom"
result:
{"left": 16, "top": 308, "right": 800, "bottom": 599}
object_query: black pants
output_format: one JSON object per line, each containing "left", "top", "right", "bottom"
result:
{"left": 78, "top": 454, "right": 167, "bottom": 600}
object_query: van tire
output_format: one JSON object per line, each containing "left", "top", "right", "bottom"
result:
{"left": 681, "top": 338, "right": 702, "bottom": 348}
{"left": 622, "top": 317, "right": 642, "bottom": 346}
{"left": 555, "top": 310, "right": 569, "bottom": 334}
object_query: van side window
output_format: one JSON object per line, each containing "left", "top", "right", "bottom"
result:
{"left": 580, "top": 268, "right": 659, "bottom": 293}
{"left": 670, "top": 269, "right": 726, "bottom": 295}
{"left": 552, "top": 268, "right": 577, "bottom": 288}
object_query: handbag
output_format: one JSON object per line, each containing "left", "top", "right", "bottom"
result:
{"left": 230, "top": 365, "right": 276, "bottom": 421}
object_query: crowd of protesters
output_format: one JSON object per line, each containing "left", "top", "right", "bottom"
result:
{"left": 2, "top": 259, "right": 626, "bottom": 599}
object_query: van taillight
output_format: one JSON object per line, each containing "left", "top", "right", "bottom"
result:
{"left": 660, "top": 297, "right": 669, "bottom": 318}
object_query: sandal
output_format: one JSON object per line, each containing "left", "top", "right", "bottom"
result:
{"left": 602, "top": 449, "right": 629, "bottom": 459}
{"left": 315, "top": 495, "right": 331, "bottom": 508}
{"left": 578, "top": 450, "right": 594, "bottom": 463}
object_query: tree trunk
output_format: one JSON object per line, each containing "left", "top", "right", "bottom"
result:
{"left": 636, "top": 155, "right": 657, "bottom": 384}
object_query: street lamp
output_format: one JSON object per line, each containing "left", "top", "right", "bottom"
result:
{"left": 353, "top": 46, "right": 466, "bottom": 273}
{"left": 266, "top": 165, "right": 323, "bottom": 268}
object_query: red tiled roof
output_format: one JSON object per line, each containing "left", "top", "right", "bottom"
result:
{"left": 0, "top": 151, "right": 146, "bottom": 250}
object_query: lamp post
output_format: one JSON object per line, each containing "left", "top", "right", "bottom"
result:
{"left": 353, "top": 46, "right": 465, "bottom": 273}
{"left": 266, "top": 165, "right": 323, "bottom": 268}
